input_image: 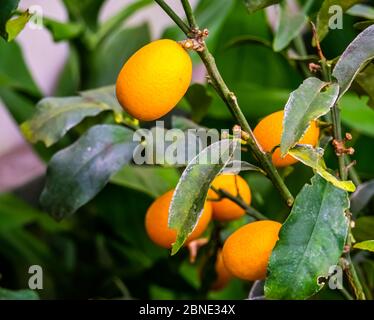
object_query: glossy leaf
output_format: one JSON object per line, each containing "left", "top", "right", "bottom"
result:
{"left": 355, "top": 63, "right": 374, "bottom": 108}
{"left": 40, "top": 125, "right": 137, "bottom": 220}
{"left": 185, "top": 84, "right": 213, "bottom": 123}
{"left": 0, "top": 0, "right": 19, "bottom": 40}
{"left": 110, "top": 165, "right": 179, "bottom": 198}
{"left": 62, "top": 0, "right": 105, "bottom": 30}
{"left": 0, "top": 87, "right": 34, "bottom": 123}
{"left": 0, "top": 40, "right": 40, "bottom": 96}
{"left": 332, "top": 24, "right": 374, "bottom": 98}
{"left": 316, "top": 0, "right": 361, "bottom": 43}
{"left": 350, "top": 179, "right": 374, "bottom": 214}
{"left": 94, "top": 0, "right": 152, "bottom": 47}
{"left": 347, "top": 4, "right": 374, "bottom": 20}
{"left": 354, "top": 20, "right": 374, "bottom": 31}
{"left": 21, "top": 86, "right": 122, "bottom": 147}
{"left": 208, "top": 83, "right": 290, "bottom": 120}
{"left": 289, "top": 144, "right": 356, "bottom": 192}
{"left": 265, "top": 174, "right": 349, "bottom": 300}
{"left": 222, "top": 160, "right": 265, "bottom": 175}
{"left": 53, "top": 46, "right": 80, "bottom": 96}
{"left": 244, "top": 0, "right": 280, "bottom": 13}
{"left": 5, "top": 10, "right": 31, "bottom": 42}
{"left": 169, "top": 139, "right": 239, "bottom": 255}
{"left": 354, "top": 240, "right": 374, "bottom": 252}
{"left": 88, "top": 24, "right": 150, "bottom": 88}
{"left": 273, "top": 3, "right": 308, "bottom": 52}
{"left": 171, "top": 116, "right": 202, "bottom": 131}
{"left": 214, "top": 6, "right": 303, "bottom": 90}
{"left": 43, "top": 18, "right": 83, "bottom": 42}
{"left": 340, "top": 95, "right": 374, "bottom": 138}
{"left": 281, "top": 78, "right": 339, "bottom": 156}
{"left": 0, "top": 287, "right": 39, "bottom": 300}
{"left": 353, "top": 216, "right": 374, "bottom": 242}
{"left": 0, "top": 194, "right": 67, "bottom": 233}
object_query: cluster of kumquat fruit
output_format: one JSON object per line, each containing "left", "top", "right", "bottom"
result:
{"left": 115, "top": 39, "right": 321, "bottom": 290}
{"left": 143, "top": 174, "right": 282, "bottom": 290}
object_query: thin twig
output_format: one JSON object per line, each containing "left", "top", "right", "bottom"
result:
{"left": 312, "top": 25, "right": 366, "bottom": 300}
{"left": 154, "top": 0, "right": 191, "bottom": 35}
{"left": 181, "top": 0, "right": 198, "bottom": 29}
{"left": 210, "top": 186, "right": 268, "bottom": 221}
{"left": 154, "top": 0, "right": 294, "bottom": 207}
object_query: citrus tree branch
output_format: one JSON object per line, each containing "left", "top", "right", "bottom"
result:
{"left": 210, "top": 186, "right": 268, "bottom": 221}
{"left": 319, "top": 68, "right": 366, "bottom": 300}
{"left": 154, "top": 0, "right": 294, "bottom": 207}
{"left": 181, "top": 0, "right": 198, "bottom": 29}
{"left": 315, "top": 30, "right": 366, "bottom": 299}
{"left": 154, "top": 0, "right": 191, "bottom": 35}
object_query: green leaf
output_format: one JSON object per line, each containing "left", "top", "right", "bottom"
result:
{"left": 62, "top": 0, "right": 105, "bottom": 30}
{"left": 353, "top": 216, "right": 374, "bottom": 242}
{"left": 171, "top": 116, "right": 203, "bottom": 131}
{"left": 0, "top": 193, "right": 67, "bottom": 233}
{"left": 355, "top": 63, "right": 374, "bottom": 108}
{"left": 0, "top": 287, "right": 39, "bottom": 300}
{"left": 40, "top": 125, "right": 137, "bottom": 220}
{"left": 350, "top": 179, "right": 374, "bottom": 214}
{"left": 354, "top": 20, "right": 374, "bottom": 31}
{"left": 222, "top": 160, "right": 265, "bottom": 175}
{"left": 244, "top": 0, "right": 280, "bottom": 13}
{"left": 169, "top": 139, "right": 239, "bottom": 255}
{"left": 88, "top": 24, "right": 151, "bottom": 88}
{"left": 185, "top": 84, "right": 213, "bottom": 123}
{"left": 316, "top": 0, "right": 361, "bottom": 43}
{"left": 110, "top": 165, "right": 180, "bottom": 198}
{"left": 332, "top": 24, "right": 374, "bottom": 98}
{"left": 0, "top": 40, "right": 40, "bottom": 96}
{"left": 208, "top": 83, "right": 290, "bottom": 120}
{"left": 0, "top": 194, "right": 39, "bottom": 232}
{"left": 347, "top": 4, "right": 374, "bottom": 20}
{"left": 289, "top": 144, "right": 356, "bottom": 192}
{"left": 0, "top": 87, "right": 34, "bottom": 123}
{"left": 94, "top": 0, "right": 152, "bottom": 47}
{"left": 21, "top": 86, "right": 122, "bottom": 147}
{"left": 340, "top": 95, "right": 374, "bottom": 138}
{"left": 0, "top": 0, "right": 19, "bottom": 40}
{"left": 354, "top": 240, "right": 374, "bottom": 252}
{"left": 214, "top": 7, "right": 303, "bottom": 90}
{"left": 281, "top": 78, "right": 339, "bottom": 156}
{"left": 43, "top": 18, "right": 83, "bottom": 42}
{"left": 5, "top": 10, "right": 31, "bottom": 42}
{"left": 273, "top": 3, "right": 308, "bottom": 52}
{"left": 53, "top": 45, "right": 80, "bottom": 96}
{"left": 265, "top": 174, "right": 349, "bottom": 300}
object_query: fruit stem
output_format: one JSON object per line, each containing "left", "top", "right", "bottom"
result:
{"left": 210, "top": 186, "right": 268, "bottom": 221}
{"left": 154, "top": 0, "right": 295, "bottom": 207}
{"left": 153, "top": 0, "right": 191, "bottom": 36}
{"left": 181, "top": 0, "right": 198, "bottom": 30}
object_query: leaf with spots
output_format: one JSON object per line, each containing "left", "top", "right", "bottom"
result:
{"left": 169, "top": 139, "right": 239, "bottom": 255}
{"left": 265, "top": 174, "right": 349, "bottom": 299}
{"left": 40, "top": 125, "right": 137, "bottom": 220}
